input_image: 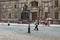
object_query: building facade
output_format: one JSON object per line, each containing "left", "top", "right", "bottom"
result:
{"left": 0, "top": 0, "right": 60, "bottom": 24}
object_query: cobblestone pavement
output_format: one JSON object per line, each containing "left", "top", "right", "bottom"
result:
{"left": 0, "top": 31, "right": 60, "bottom": 40}
{"left": 0, "top": 31, "right": 40, "bottom": 40}
{"left": 0, "top": 24, "right": 60, "bottom": 40}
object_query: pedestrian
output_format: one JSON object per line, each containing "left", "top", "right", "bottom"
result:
{"left": 45, "top": 18, "right": 51, "bottom": 27}
{"left": 34, "top": 20, "right": 39, "bottom": 31}
{"left": 45, "top": 18, "right": 48, "bottom": 26}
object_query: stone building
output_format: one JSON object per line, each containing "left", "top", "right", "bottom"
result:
{"left": 0, "top": 0, "right": 60, "bottom": 24}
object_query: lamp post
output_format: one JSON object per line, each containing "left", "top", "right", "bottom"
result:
{"left": 23, "top": 3, "right": 30, "bottom": 33}
{"left": 28, "top": 18, "right": 30, "bottom": 33}
{"left": 28, "top": 7, "right": 31, "bottom": 33}
{"left": 27, "top": 5, "right": 31, "bottom": 33}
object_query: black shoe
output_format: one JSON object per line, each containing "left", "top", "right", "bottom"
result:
{"left": 36, "top": 28, "right": 38, "bottom": 31}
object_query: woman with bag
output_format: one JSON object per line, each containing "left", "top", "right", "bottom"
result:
{"left": 34, "top": 20, "right": 39, "bottom": 31}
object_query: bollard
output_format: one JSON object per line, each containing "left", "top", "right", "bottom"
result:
{"left": 8, "top": 23, "right": 10, "bottom": 26}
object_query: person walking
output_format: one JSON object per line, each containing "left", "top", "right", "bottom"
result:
{"left": 45, "top": 18, "right": 51, "bottom": 27}
{"left": 45, "top": 18, "right": 48, "bottom": 26}
{"left": 34, "top": 20, "right": 39, "bottom": 31}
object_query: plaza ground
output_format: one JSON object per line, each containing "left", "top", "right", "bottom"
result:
{"left": 0, "top": 23, "right": 60, "bottom": 40}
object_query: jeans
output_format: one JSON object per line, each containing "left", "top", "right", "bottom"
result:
{"left": 34, "top": 25, "right": 38, "bottom": 30}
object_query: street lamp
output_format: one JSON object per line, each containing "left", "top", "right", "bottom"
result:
{"left": 23, "top": 3, "right": 30, "bottom": 33}
{"left": 27, "top": 5, "right": 31, "bottom": 33}
{"left": 28, "top": 6, "right": 31, "bottom": 33}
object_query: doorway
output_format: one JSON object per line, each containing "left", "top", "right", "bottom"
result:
{"left": 32, "top": 12, "right": 37, "bottom": 21}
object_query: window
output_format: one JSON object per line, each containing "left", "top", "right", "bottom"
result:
{"left": 9, "top": 13, "right": 11, "bottom": 18}
{"left": 45, "top": 12, "right": 48, "bottom": 18}
{"left": 2, "top": 10, "right": 7, "bottom": 18}
{"left": 14, "top": 11, "right": 18, "bottom": 18}
{"left": 8, "top": 11, "right": 12, "bottom": 18}
{"left": 15, "top": 2, "right": 19, "bottom": 8}
{"left": 31, "top": 1, "right": 38, "bottom": 7}
{"left": 55, "top": 0, "right": 58, "bottom": 7}
{"left": 55, "top": 12, "right": 58, "bottom": 19}
{"left": 3, "top": 13, "right": 6, "bottom": 18}
{"left": 3, "top": 4, "right": 7, "bottom": 8}
{"left": 0, "top": 3, "right": 7, "bottom": 8}
{"left": 8, "top": 3, "right": 12, "bottom": 8}
{"left": 2, "top": 12, "right": 6, "bottom": 18}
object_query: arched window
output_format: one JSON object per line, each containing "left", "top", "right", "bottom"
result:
{"left": 31, "top": 1, "right": 38, "bottom": 7}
